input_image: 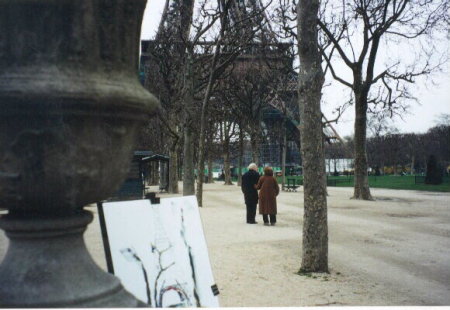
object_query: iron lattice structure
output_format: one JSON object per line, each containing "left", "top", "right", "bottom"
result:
{"left": 140, "top": 0, "right": 342, "bottom": 169}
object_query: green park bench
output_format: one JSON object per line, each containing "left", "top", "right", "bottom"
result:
{"left": 284, "top": 178, "right": 301, "bottom": 191}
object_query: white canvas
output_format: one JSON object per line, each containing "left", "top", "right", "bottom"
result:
{"left": 101, "top": 196, "right": 219, "bottom": 307}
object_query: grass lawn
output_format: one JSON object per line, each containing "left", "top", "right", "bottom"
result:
{"left": 277, "top": 175, "right": 450, "bottom": 192}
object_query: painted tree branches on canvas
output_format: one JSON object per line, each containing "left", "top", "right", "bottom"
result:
{"left": 100, "top": 196, "right": 219, "bottom": 307}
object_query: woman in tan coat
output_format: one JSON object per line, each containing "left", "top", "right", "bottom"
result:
{"left": 256, "top": 166, "right": 280, "bottom": 226}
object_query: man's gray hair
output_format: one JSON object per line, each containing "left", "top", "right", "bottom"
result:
{"left": 248, "top": 163, "right": 258, "bottom": 171}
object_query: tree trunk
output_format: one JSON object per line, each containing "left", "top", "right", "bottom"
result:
{"left": 182, "top": 53, "right": 195, "bottom": 196}
{"left": 352, "top": 94, "right": 373, "bottom": 200}
{"left": 297, "top": 0, "right": 328, "bottom": 273}
{"left": 161, "top": 160, "right": 168, "bottom": 190}
{"left": 223, "top": 151, "right": 233, "bottom": 185}
{"left": 250, "top": 128, "right": 260, "bottom": 166}
{"left": 178, "top": 143, "right": 183, "bottom": 182}
{"left": 168, "top": 143, "right": 179, "bottom": 193}
{"left": 196, "top": 103, "right": 207, "bottom": 205}
{"left": 281, "top": 123, "right": 287, "bottom": 190}
{"left": 182, "top": 123, "right": 195, "bottom": 195}
{"left": 207, "top": 154, "right": 214, "bottom": 183}
{"left": 195, "top": 23, "right": 225, "bottom": 206}
{"left": 238, "top": 124, "right": 244, "bottom": 186}
{"left": 410, "top": 155, "right": 415, "bottom": 175}
{"left": 223, "top": 133, "right": 233, "bottom": 185}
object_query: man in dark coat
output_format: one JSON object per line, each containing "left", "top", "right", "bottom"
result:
{"left": 241, "top": 163, "right": 260, "bottom": 224}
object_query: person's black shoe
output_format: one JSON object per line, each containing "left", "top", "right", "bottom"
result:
{"left": 247, "top": 221, "right": 258, "bottom": 224}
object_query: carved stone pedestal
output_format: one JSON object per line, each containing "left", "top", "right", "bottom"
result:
{"left": 0, "top": 211, "right": 143, "bottom": 307}
{"left": 0, "top": 0, "right": 159, "bottom": 306}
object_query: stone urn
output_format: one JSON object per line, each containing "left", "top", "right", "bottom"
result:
{"left": 0, "top": 0, "right": 159, "bottom": 307}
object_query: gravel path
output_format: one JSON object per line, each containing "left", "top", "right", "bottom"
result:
{"left": 1, "top": 182, "right": 449, "bottom": 306}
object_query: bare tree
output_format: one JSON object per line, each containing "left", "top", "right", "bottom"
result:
{"left": 297, "top": 0, "right": 328, "bottom": 272}
{"left": 219, "top": 119, "right": 238, "bottom": 185}
{"left": 324, "top": 141, "right": 348, "bottom": 175}
{"left": 146, "top": 0, "right": 232, "bottom": 196}
{"left": 182, "top": 51, "right": 196, "bottom": 195}
{"left": 223, "top": 57, "right": 275, "bottom": 166}
{"left": 195, "top": 0, "right": 272, "bottom": 206}
{"left": 318, "top": 0, "right": 449, "bottom": 199}
{"left": 180, "top": 1, "right": 223, "bottom": 196}
{"left": 143, "top": 0, "right": 196, "bottom": 194}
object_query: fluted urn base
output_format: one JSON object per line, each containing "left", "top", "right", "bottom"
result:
{"left": 0, "top": 211, "right": 144, "bottom": 307}
{"left": 0, "top": 0, "right": 159, "bottom": 306}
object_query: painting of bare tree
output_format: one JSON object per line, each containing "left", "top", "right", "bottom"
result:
{"left": 100, "top": 196, "right": 219, "bottom": 307}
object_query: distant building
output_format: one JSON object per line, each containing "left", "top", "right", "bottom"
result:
{"left": 325, "top": 158, "right": 354, "bottom": 174}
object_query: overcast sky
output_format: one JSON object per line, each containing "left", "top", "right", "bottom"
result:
{"left": 140, "top": 1, "right": 450, "bottom": 138}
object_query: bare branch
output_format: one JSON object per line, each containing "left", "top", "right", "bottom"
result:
{"left": 318, "top": 19, "right": 355, "bottom": 69}
{"left": 319, "top": 45, "right": 353, "bottom": 88}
